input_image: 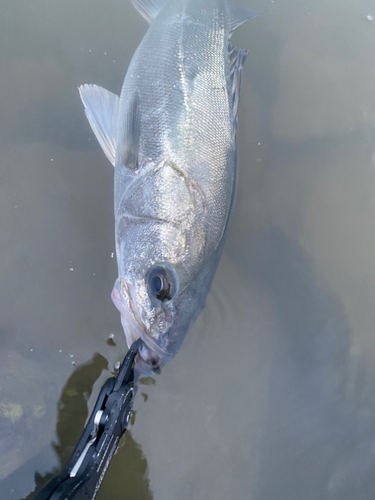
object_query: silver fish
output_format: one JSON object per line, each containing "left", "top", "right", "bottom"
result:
{"left": 79, "top": 0, "right": 257, "bottom": 374}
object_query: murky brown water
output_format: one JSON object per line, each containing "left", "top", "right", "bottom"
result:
{"left": 1, "top": 0, "right": 375, "bottom": 498}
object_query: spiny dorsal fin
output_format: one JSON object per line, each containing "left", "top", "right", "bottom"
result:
{"left": 228, "top": 45, "right": 248, "bottom": 125}
{"left": 118, "top": 91, "right": 141, "bottom": 171}
{"left": 79, "top": 84, "right": 119, "bottom": 166}
{"left": 228, "top": 2, "right": 259, "bottom": 36}
{"left": 131, "top": 0, "right": 165, "bottom": 23}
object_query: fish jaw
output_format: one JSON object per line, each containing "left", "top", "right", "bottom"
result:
{"left": 111, "top": 278, "right": 172, "bottom": 374}
{"left": 119, "top": 312, "right": 167, "bottom": 374}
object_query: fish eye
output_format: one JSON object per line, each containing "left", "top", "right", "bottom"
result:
{"left": 148, "top": 266, "right": 178, "bottom": 301}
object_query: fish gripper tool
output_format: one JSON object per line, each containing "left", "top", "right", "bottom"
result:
{"left": 35, "top": 338, "right": 142, "bottom": 500}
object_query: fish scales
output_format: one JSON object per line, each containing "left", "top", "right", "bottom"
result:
{"left": 79, "top": 0, "right": 257, "bottom": 374}
{"left": 117, "top": 7, "right": 232, "bottom": 242}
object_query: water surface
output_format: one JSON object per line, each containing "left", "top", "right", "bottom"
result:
{"left": 1, "top": 0, "right": 375, "bottom": 498}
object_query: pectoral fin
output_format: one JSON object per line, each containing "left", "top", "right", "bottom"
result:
{"left": 78, "top": 84, "right": 119, "bottom": 166}
{"left": 119, "top": 91, "right": 141, "bottom": 172}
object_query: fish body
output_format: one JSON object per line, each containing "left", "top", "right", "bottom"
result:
{"left": 79, "top": 0, "right": 256, "bottom": 373}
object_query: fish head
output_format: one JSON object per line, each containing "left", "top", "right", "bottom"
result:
{"left": 111, "top": 262, "right": 178, "bottom": 375}
{"left": 111, "top": 160, "right": 223, "bottom": 374}
{"left": 111, "top": 253, "right": 216, "bottom": 375}
{"left": 111, "top": 217, "right": 221, "bottom": 375}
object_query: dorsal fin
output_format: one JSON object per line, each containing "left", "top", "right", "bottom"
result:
{"left": 228, "top": 2, "right": 259, "bottom": 36}
{"left": 228, "top": 45, "right": 248, "bottom": 125}
{"left": 118, "top": 91, "right": 141, "bottom": 171}
{"left": 78, "top": 84, "right": 119, "bottom": 166}
{"left": 226, "top": 3, "right": 259, "bottom": 123}
{"left": 131, "top": 0, "right": 165, "bottom": 23}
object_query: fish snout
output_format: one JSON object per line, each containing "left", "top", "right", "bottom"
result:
{"left": 135, "top": 343, "right": 166, "bottom": 375}
{"left": 111, "top": 278, "right": 172, "bottom": 374}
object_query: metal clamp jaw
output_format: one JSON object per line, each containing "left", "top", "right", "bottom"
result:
{"left": 35, "top": 339, "right": 142, "bottom": 500}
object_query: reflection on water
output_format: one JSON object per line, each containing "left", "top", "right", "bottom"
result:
{"left": 17, "top": 353, "right": 108, "bottom": 499}
{"left": 13, "top": 353, "right": 151, "bottom": 500}
{"left": 96, "top": 431, "right": 152, "bottom": 500}
{"left": 2, "top": 0, "right": 375, "bottom": 498}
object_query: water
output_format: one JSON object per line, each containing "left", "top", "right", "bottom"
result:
{"left": 1, "top": 0, "right": 375, "bottom": 498}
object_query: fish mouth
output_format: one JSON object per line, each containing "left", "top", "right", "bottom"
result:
{"left": 111, "top": 279, "right": 172, "bottom": 374}
{"left": 119, "top": 311, "right": 168, "bottom": 375}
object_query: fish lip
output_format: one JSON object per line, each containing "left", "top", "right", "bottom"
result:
{"left": 126, "top": 320, "right": 172, "bottom": 375}
{"left": 111, "top": 278, "right": 174, "bottom": 363}
{"left": 121, "top": 311, "right": 174, "bottom": 362}
{"left": 135, "top": 352, "right": 166, "bottom": 376}
{"left": 138, "top": 328, "right": 174, "bottom": 361}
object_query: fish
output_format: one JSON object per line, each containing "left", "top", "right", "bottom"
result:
{"left": 79, "top": 0, "right": 257, "bottom": 374}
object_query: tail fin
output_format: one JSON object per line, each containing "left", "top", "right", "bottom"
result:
{"left": 131, "top": 0, "right": 165, "bottom": 23}
{"left": 228, "top": 2, "right": 259, "bottom": 36}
